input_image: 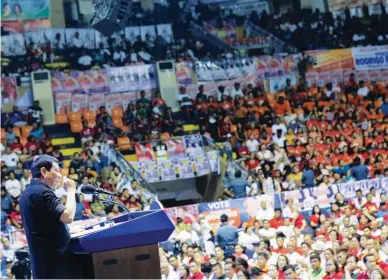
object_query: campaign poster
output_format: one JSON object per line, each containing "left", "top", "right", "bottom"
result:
{"left": 160, "top": 160, "right": 176, "bottom": 181}
{"left": 198, "top": 194, "right": 277, "bottom": 231}
{"left": 140, "top": 25, "right": 156, "bottom": 41}
{"left": 184, "top": 135, "right": 205, "bottom": 158}
{"left": 176, "top": 62, "right": 194, "bottom": 85}
{"left": 125, "top": 26, "right": 141, "bottom": 44}
{"left": 1, "top": 34, "right": 26, "bottom": 55}
{"left": 121, "top": 91, "right": 138, "bottom": 109}
{"left": 206, "top": 151, "right": 220, "bottom": 174}
{"left": 85, "top": 69, "right": 110, "bottom": 93}
{"left": 165, "top": 204, "right": 199, "bottom": 226}
{"left": 1, "top": 0, "right": 50, "bottom": 21}
{"left": 42, "top": 28, "right": 66, "bottom": 49}
{"left": 281, "top": 185, "right": 338, "bottom": 213}
{"left": 254, "top": 56, "right": 269, "bottom": 79}
{"left": 135, "top": 143, "right": 155, "bottom": 162}
{"left": 166, "top": 138, "right": 186, "bottom": 159}
{"left": 88, "top": 93, "right": 105, "bottom": 112}
{"left": 143, "top": 161, "right": 160, "bottom": 182}
{"left": 305, "top": 48, "right": 354, "bottom": 72}
{"left": 356, "top": 70, "right": 371, "bottom": 82}
{"left": 338, "top": 178, "right": 383, "bottom": 201}
{"left": 156, "top": 24, "right": 174, "bottom": 43}
{"left": 108, "top": 67, "right": 132, "bottom": 93}
{"left": 194, "top": 155, "right": 210, "bottom": 176}
{"left": 368, "top": 70, "right": 383, "bottom": 82}
{"left": 71, "top": 93, "right": 88, "bottom": 112}
{"left": 58, "top": 71, "right": 80, "bottom": 92}
{"left": 305, "top": 71, "right": 318, "bottom": 88}
{"left": 318, "top": 71, "right": 332, "bottom": 87}
{"left": 105, "top": 93, "right": 123, "bottom": 113}
{"left": 1, "top": 19, "right": 51, "bottom": 33}
{"left": 55, "top": 91, "right": 72, "bottom": 114}
{"left": 330, "top": 70, "right": 344, "bottom": 86}
{"left": 95, "top": 30, "right": 124, "bottom": 48}
{"left": 1, "top": 77, "right": 17, "bottom": 104}
{"left": 179, "top": 157, "right": 194, "bottom": 178}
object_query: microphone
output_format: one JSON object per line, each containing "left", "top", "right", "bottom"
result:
{"left": 80, "top": 185, "right": 114, "bottom": 196}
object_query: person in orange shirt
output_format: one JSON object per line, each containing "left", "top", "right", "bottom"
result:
{"left": 273, "top": 96, "right": 291, "bottom": 115}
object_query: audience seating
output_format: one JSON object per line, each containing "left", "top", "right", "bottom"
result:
{"left": 117, "top": 137, "right": 132, "bottom": 150}
{"left": 20, "top": 137, "right": 28, "bottom": 146}
{"left": 111, "top": 107, "right": 124, "bottom": 119}
{"left": 70, "top": 121, "right": 83, "bottom": 133}
{"left": 1, "top": 128, "right": 5, "bottom": 142}
{"left": 83, "top": 110, "right": 96, "bottom": 121}
{"left": 55, "top": 113, "right": 69, "bottom": 124}
{"left": 12, "top": 127, "right": 21, "bottom": 137}
{"left": 112, "top": 117, "right": 124, "bottom": 128}
{"left": 68, "top": 111, "right": 82, "bottom": 123}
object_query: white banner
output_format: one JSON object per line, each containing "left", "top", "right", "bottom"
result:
{"left": 337, "top": 178, "right": 387, "bottom": 201}
{"left": 156, "top": 24, "right": 174, "bottom": 43}
{"left": 88, "top": 93, "right": 105, "bottom": 112}
{"left": 352, "top": 45, "right": 388, "bottom": 70}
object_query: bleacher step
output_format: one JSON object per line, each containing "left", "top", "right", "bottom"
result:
{"left": 61, "top": 148, "right": 83, "bottom": 157}
{"left": 52, "top": 137, "right": 75, "bottom": 146}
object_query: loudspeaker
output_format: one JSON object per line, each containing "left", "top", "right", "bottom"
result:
{"left": 92, "top": 0, "right": 132, "bottom": 37}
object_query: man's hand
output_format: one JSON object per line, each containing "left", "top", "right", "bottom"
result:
{"left": 63, "top": 177, "right": 76, "bottom": 192}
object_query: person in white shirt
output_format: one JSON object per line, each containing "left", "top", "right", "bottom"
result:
{"left": 72, "top": 32, "right": 84, "bottom": 48}
{"left": 272, "top": 117, "right": 287, "bottom": 137}
{"left": 257, "top": 144, "right": 273, "bottom": 162}
{"left": 357, "top": 81, "right": 369, "bottom": 97}
{"left": 238, "top": 226, "right": 260, "bottom": 250}
{"left": 78, "top": 52, "right": 92, "bottom": 67}
{"left": 2, "top": 147, "right": 18, "bottom": 168}
{"left": 112, "top": 47, "right": 126, "bottom": 64}
{"left": 5, "top": 172, "right": 22, "bottom": 198}
{"left": 138, "top": 49, "right": 152, "bottom": 62}
{"left": 256, "top": 200, "right": 275, "bottom": 221}
{"left": 246, "top": 134, "right": 259, "bottom": 153}
{"left": 20, "top": 170, "right": 31, "bottom": 191}
{"left": 161, "top": 262, "right": 179, "bottom": 280}
{"left": 177, "top": 86, "right": 193, "bottom": 108}
{"left": 277, "top": 218, "right": 295, "bottom": 238}
{"left": 231, "top": 82, "right": 244, "bottom": 99}
{"left": 258, "top": 220, "right": 276, "bottom": 240}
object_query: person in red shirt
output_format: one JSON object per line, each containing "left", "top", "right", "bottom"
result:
{"left": 237, "top": 142, "right": 250, "bottom": 159}
{"left": 273, "top": 234, "right": 287, "bottom": 254}
{"left": 188, "top": 261, "right": 204, "bottom": 279}
{"left": 10, "top": 137, "right": 23, "bottom": 153}
{"left": 369, "top": 247, "right": 388, "bottom": 276}
{"left": 309, "top": 205, "right": 321, "bottom": 231}
{"left": 9, "top": 203, "right": 23, "bottom": 229}
{"left": 363, "top": 193, "right": 378, "bottom": 214}
{"left": 323, "top": 259, "right": 344, "bottom": 280}
{"left": 81, "top": 120, "right": 96, "bottom": 144}
{"left": 269, "top": 208, "right": 285, "bottom": 229}
{"left": 25, "top": 136, "right": 39, "bottom": 152}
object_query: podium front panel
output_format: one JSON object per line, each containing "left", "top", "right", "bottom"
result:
{"left": 92, "top": 244, "right": 161, "bottom": 279}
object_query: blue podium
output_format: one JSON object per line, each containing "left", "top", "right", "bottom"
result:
{"left": 70, "top": 204, "right": 175, "bottom": 279}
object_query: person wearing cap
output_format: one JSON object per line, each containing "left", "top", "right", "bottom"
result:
{"left": 215, "top": 214, "right": 238, "bottom": 257}
{"left": 18, "top": 155, "right": 77, "bottom": 279}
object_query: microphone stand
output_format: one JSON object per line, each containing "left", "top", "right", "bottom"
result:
{"left": 96, "top": 193, "right": 136, "bottom": 219}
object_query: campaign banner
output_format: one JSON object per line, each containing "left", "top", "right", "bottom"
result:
{"left": 330, "top": 70, "right": 344, "bottom": 86}
{"left": 184, "top": 135, "right": 205, "bottom": 158}
{"left": 105, "top": 93, "right": 123, "bottom": 113}
{"left": 318, "top": 71, "right": 332, "bottom": 87}
{"left": 1, "top": 19, "right": 51, "bottom": 33}
{"left": 176, "top": 62, "right": 194, "bottom": 85}
{"left": 1, "top": 77, "right": 18, "bottom": 104}
{"left": 55, "top": 91, "right": 72, "bottom": 114}
{"left": 352, "top": 45, "right": 388, "bottom": 70}
{"left": 135, "top": 143, "right": 155, "bottom": 162}
{"left": 194, "top": 155, "right": 210, "bottom": 176}
{"left": 281, "top": 185, "right": 338, "bottom": 213}
{"left": 368, "top": 70, "right": 383, "bottom": 82}
{"left": 143, "top": 161, "right": 159, "bottom": 182}
{"left": 198, "top": 194, "right": 278, "bottom": 231}
{"left": 179, "top": 158, "right": 194, "bottom": 179}
{"left": 140, "top": 25, "right": 156, "bottom": 41}
{"left": 337, "top": 178, "right": 384, "bottom": 201}
{"left": 71, "top": 94, "right": 88, "bottom": 112}
{"left": 305, "top": 48, "right": 354, "bottom": 72}
{"left": 86, "top": 69, "right": 110, "bottom": 93}
{"left": 160, "top": 160, "right": 177, "bottom": 181}
{"left": 53, "top": 72, "right": 80, "bottom": 93}
{"left": 305, "top": 71, "right": 318, "bottom": 88}
{"left": 1, "top": 0, "right": 50, "bottom": 21}
{"left": 283, "top": 55, "right": 299, "bottom": 75}
{"left": 88, "top": 93, "right": 105, "bottom": 112}
{"left": 356, "top": 70, "right": 370, "bottom": 82}
{"left": 156, "top": 24, "right": 174, "bottom": 43}
{"left": 42, "top": 28, "right": 66, "bottom": 49}
{"left": 65, "top": 28, "right": 95, "bottom": 49}
{"left": 95, "top": 30, "right": 124, "bottom": 48}
{"left": 268, "top": 75, "right": 297, "bottom": 93}
{"left": 1, "top": 34, "right": 26, "bottom": 56}
{"left": 166, "top": 139, "right": 186, "bottom": 159}
{"left": 121, "top": 91, "right": 138, "bottom": 109}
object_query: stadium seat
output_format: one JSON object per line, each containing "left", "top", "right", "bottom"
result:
{"left": 68, "top": 111, "right": 82, "bottom": 123}
{"left": 86, "top": 119, "right": 96, "bottom": 127}
{"left": 12, "top": 127, "right": 21, "bottom": 137}
{"left": 111, "top": 107, "right": 123, "bottom": 118}
{"left": 20, "top": 137, "right": 28, "bottom": 146}
{"left": 83, "top": 110, "right": 96, "bottom": 121}
{"left": 112, "top": 117, "right": 124, "bottom": 128}
{"left": 21, "top": 126, "right": 33, "bottom": 137}
{"left": 117, "top": 137, "right": 132, "bottom": 150}
{"left": 70, "top": 121, "right": 83, "bottom": 133}
{"left": 55, "top": 113, "right": 69, "bottom": 124}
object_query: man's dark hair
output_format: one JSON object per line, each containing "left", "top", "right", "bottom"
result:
{"left": 234, "top": 170, "right": 242, "bottom": 178}
{"left": 236, "top": 258, "right": 248, "bottom": 269}
{"left": 31, "top": 155, "right": 59, "bottom": 178}
{"left": 201, "top": 263, "right": 212, "bottom": 274}
{"left": 257, "top": 252, "right": 268, "bottom": 260}
{"left": 337, "top": 248, "right": 348, "bottom": 255}
{"left": 310, "top": 253, "right": 321, "bottom": 262}
{"left": 363, "top": 254, "right": 375, "bottom": 264}
{"left": 220, "top": 214, "right": 228, "bottom": 222}
{"left": 225, "top": 255, "right": 236, "bottom": 262}
{"left": 250, "top": 267, "right": 263, "bottom": 277}
{"left": 346, "top": 254, "right": 358, "bottom": 263}
{"left": 283, "top": 264, "right": 296, "bottom": 272}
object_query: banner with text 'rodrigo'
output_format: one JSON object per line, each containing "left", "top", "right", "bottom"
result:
{"left": 352, "top": 45, "right": 388, "bottom": 71}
